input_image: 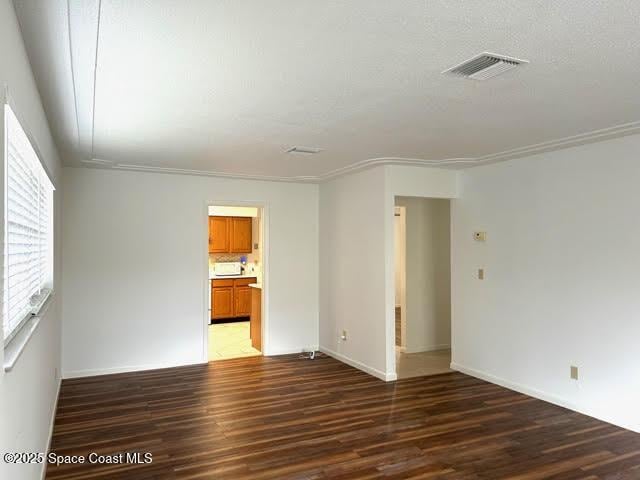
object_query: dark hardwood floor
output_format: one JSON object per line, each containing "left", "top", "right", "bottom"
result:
{"left": 46, "top": 354, "right": 640, "bottom": 479}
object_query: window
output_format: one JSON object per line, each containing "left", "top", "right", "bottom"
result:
{"left": 3, "top": 104, "right": 54, "bottom": 344}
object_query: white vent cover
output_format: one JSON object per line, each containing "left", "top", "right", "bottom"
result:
{"left": 442, "top": 52, "right": 528, "bottom": 80}
{"left": 286, "top": 146, "right": 322, "bottom": 155}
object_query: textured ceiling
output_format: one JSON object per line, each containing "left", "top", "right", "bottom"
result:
{"left": 13, "top": 0, "right": 640, "bottom": 181}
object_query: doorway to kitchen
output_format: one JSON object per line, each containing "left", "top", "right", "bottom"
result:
{"left": 394, "top": 197, "right": 452, "bottom": 379}
{"left": 206, "top": 204, "right": 265, "bottom": 361}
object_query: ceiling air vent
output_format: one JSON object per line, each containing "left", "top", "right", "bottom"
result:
{"left": 286, "top": 146, "right": 322, "bottom": 155}
{"left": 442, "top": 52, "right": 528, "bottom": 80}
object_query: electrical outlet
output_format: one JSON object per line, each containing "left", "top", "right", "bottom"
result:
{"left": 340, "top": 330, "right": 347, "bottom": 341}
{"left": 254, "top": 243, "right": 259, "bottom": 250}
{"left": 473, "top": 231, "right": 487, "bottom": 241}
{"left": 570, "top": 366, "right": 578, "bottom": 380}
{"left": 478, "top": 268, "right": 485, "bottom": 280}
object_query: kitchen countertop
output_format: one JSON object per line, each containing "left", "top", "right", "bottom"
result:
{"left": 248, "top": 283, "right": 262, "bottom": 289}
{"left": 209, "top": 273, "right": 259, "bottom": 280}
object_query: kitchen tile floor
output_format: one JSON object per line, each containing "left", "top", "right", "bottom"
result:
{"left": 208, "top": 321, "right": 261, "bottom": 361}
{"left": 395, "top": 348, "right": 452, "bottom": 379}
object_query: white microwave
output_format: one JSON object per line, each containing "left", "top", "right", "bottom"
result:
{"left": 213, "top": 262, "right": 242, "bottom": 276}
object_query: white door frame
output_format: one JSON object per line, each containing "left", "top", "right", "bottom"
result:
{"left": 202, "top": 200, "right": 270, "bottom": 362}
{"left": 387, "top": 195, "right": 454, "bottom": 380}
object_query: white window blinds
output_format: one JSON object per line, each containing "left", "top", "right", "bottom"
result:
{"left": 3, "top": 104, "right": 54, "bottom": 342}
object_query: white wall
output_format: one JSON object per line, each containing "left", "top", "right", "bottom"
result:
{"left": 0, "top": 1, "right": 63, "bottom": 478}
{"left": 451, "top": 134, "right": 640, "bottom": 433}
{"left": 319, "top": 165, "right": 458, "bottom": 380}
{"left": 319, "top": 167, "right": 390, "bottom": 378}
{"left": 396, "top": 197, "right": 451, "bottom": 353}
{"left": 62, "top": 167, "right": 319, "bottom": 377}
{"left": 387, "top": 165, "right": 459, "bottom": 199}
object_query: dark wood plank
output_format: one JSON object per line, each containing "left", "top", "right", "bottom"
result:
{"left": 45, "top": 355, "right": 640, "bottom": 480}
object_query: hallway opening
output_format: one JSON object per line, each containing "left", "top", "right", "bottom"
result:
{"left": 394, "top": 197, "right": 452, "bottom": 379}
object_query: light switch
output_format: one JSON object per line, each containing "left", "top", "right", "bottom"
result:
{"left": 478, "top": 268, "right": 484, "bottom": 280}
{"left": 570, "top": 366, "right": 579, "bottom": 380}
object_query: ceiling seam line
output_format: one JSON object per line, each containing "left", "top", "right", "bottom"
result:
{"left": 90, "top": 0, "right": 102, "bottom": 161}
{"left": 66, "top": 0, "right": 81, "bottom": 156}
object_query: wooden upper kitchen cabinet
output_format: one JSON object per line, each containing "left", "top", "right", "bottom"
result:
{"left": 209, "top": 217, "right": 230, "bottom": 253}
{"left": 209, "top": 216, "right": 252, "bottom": 253}
{"left": 230, "top": 217, "right": 252, "bottom": 253}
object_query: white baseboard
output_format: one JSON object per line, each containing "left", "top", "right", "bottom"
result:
{"left": 320, "top": 346, "right": 396, "bottom": 382}
{"left": 404, "top": 343, "right": 450, "bottom": 354}
{"left": 450, "top": 362, "right": 640, "bottom": 434}
{"left": 63, "top": 359, "right": 207, "bottom": 379}
{"left": 450, "top": 361, "right": 576, "bottom": 411}
{"left": 41, "top": 376, "right": 61, "bottom": 480}
{"left": 64, "top": 347, "right": 324, "bottom": 378}
{"left": 263, "top": 345, "right": 319, "bottom": 356}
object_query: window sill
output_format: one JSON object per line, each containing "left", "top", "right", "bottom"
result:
{"left": 3, "top": 293, "right": 54, "bottom": 373}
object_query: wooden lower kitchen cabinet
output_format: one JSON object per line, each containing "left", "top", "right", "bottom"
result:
{"left": 250, "top": 286, "right": 262, "bottom": 350}
{"left": 234, "top": 286, "right": 252, "bottom": 316}
{"left": 211, "top": 277, "right": 256, "bottom": 321}
{"left": 211, "top": 279, "right": 234, "bottom": 320}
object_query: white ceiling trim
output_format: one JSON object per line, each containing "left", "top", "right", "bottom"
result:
{"left": 82, "top": 161, "right": 319, "bottom": 183}
{"left": 318, "top": 157, "right": 477, "bottom": 181}
{"left": 473, "top": 120, "right": 640, "bottom": 167}
{"left": 77, "top": 119, "right": 640, "bottom": 183}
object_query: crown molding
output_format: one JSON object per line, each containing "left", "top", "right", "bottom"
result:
{"left": 81, "top": 158, "right": 112, "bottom": 166}
{"left": 78, "top": 160, "right": 319, "bottom": 183}
{"left": 317, "top": 157, "right": 476, "bottom": 181}
{"left": 74, "top": 120, "right": 640, "bottom": 183}
{"left": 471, "top": 120, "right": 640, "bottom": 166}
{"left": 115, "top": 163, "right": 322, "bottom": 182}
{"left": 77, "top": 156, "right": 474, "bottom": 184}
